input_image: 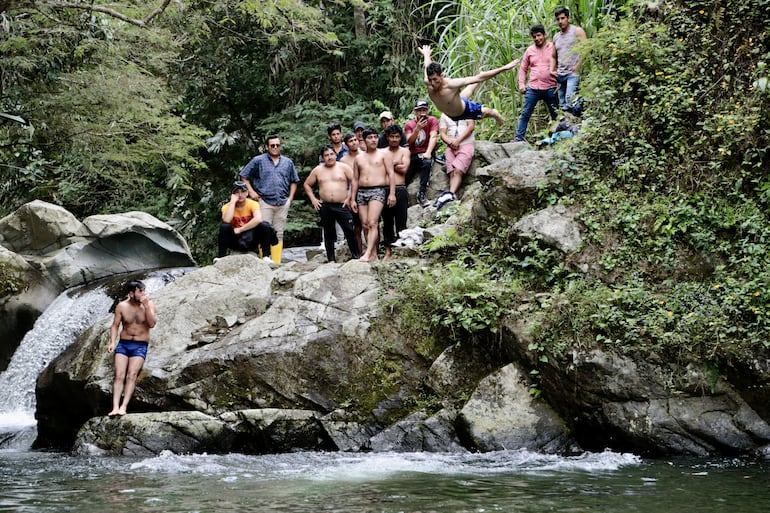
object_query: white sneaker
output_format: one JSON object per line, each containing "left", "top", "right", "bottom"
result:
{"left": 263, "top": 256, "right": 274, "bottom": 264}
{"left": 213, "top": 257, "right": 222, "bottom": 264}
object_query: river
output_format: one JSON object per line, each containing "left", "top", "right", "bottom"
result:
{"left": 1, "top": 448, "right": 769, "bottom": 512}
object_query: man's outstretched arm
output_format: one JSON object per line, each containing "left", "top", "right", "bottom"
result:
{"left": 419, "top": 45, "right": 432, "bottom": 84}
{"left": 445, "top": 59, "right": 520, "bottom": 89}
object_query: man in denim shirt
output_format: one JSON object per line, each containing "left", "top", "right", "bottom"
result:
{"left": 239, "top": 134, "right": 300, "bottom": 263}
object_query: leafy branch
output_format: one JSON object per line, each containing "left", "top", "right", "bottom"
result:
{"left": 3, "top": 0, "right": 173, "bottom": 27}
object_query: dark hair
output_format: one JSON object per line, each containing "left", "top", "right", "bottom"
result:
{"left": 343, "top": 132, "right": 356, "bottom": 143}
{"left": 126, "top": 280, "right": 145, "bottom": 294}
{"left": 320, "top": 144, "right": 336, "bottom": 157}
{"left": 327, "top": 123, "right": 342, "bottom": 136}
{"left": 362, "top": 128, "right": 378, "bottom": 139}
{"left": 265, "top": 134, "right": 279, "bottom": 146}
{"left": 530, "top": 24, "right": 546, "bottom": 36}
{"left": 384, "top": 124, "right": 403, "bottom": 137}
{"left": 555, "top": 6, "right": 570, "bottom": 17}
{"left": 426, "top": 61, "right": 443, "bottom": 76}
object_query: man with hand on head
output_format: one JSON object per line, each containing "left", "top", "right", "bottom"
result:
{"left": 217, "top": 181, "right": 276, "bottom": 261}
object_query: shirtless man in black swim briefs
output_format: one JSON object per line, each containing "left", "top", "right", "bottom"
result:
{"left": 107, "top": 280, "right": 157, "bottom": 416}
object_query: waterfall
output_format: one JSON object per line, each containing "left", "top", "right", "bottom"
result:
{"left": 0, "top": 270, "right": 186, "bottom": 450}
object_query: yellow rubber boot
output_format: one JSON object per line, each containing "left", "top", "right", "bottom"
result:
{"left": 270, "top": 241, "right": 283, "bottom": 264}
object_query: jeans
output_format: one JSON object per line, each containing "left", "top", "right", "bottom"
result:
{"left": 556, "top": 72, "right": 580, "bottom": 110}
{"left": 514, "top": 87, "right": 559, "bottom": 142}
{"left": 405, "top": 154, "right": 432, "bottom": 195}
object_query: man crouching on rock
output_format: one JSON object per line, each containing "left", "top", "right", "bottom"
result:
{"left": 107, "top": 280, "right": 156, "bottom": 416}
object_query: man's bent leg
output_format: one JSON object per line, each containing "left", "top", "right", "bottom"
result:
{"left": 217, "top": 223, "right": 238, "bottom": 258}
{"left": 418, "top": 157, "right": 433, "bottom": 198}
{"left": 253, "top": 222, "right": 275, "bottom": 258}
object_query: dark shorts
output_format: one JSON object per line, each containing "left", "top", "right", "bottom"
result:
{"left": 450, "top": 97, "right": 483, "bottom": 121}
{"left": 356, "top": 186, "right": 387, "bottom": 206}
{"left": 115, "top": 339, "right": 148, "bottom": 359}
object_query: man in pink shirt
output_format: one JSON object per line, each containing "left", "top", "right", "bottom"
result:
{"left": 514, "top": 24, "right": 559, "bottom": 142}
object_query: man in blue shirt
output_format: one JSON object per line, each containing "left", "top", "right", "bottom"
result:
{"left": 239, "top": 135, "right": 300, "bottom": 263}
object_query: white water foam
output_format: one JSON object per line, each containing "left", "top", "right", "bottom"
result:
{"left": 0, "top": 287, "right": 113, "bottom": 417}
{"left": 128, "top": 449, "right": 641, "bottom": 480}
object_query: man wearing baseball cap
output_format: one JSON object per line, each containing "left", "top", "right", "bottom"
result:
{"left": 217, "top": 181, "right": 277, "bottom": 262}
{"left": 404, "top": 99, "right": 439, "bottom": 206}
{"left": 377, "top": 110, "right": 406, "bottom": 148}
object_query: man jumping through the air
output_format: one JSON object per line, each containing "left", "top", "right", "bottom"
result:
{"left": 419, "top": 45, "right": 519, "bottom": 126}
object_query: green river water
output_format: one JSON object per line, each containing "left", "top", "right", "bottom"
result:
{"left": 1, "top": 449, "right": 768, "bottom": 512}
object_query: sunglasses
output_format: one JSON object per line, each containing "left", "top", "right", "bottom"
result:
{"left": 269, "top": 143, "right": 281, "bottom": 148}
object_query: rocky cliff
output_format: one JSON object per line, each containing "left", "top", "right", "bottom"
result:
{"left": 25, "top": 143, "right": 770, "bottom": 457}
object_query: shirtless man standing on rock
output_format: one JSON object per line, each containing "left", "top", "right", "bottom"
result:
{"left": 382, "top": 124, "right": 411, "bottom": 260}
{"left": 304, "top": 145, "right": 361, "bottom": 262}
{"left": 351, "top": 128, "right": 396, "bottom": 262}
{"left": 107, "top": 280, "right": 156, "bottom": 416}
{"left": 419, "top": 44, "right": 519, "bottom": 125}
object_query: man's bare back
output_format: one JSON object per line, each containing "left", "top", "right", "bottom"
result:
{"left": 420, "top": 45, "right": 519, "bottom": 125}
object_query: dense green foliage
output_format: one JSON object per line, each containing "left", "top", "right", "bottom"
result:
{"left": 1, "top": 6, "right": 208, "bottom": 220}
{"left": 2, "top": 1, "right": 768, "bottom": 369}
{"left": 1, "top": 1, "right": 438, "bottom": 261}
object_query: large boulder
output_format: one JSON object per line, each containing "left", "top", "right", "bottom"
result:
{"left": 0, "top": 200, "right": 195, "bottom": 290}
{"left": 73, "top": 411, "right": 236, "bottom": 457}
{"left": 456, "top": 364, "right": 576, "bottom": 454}
{"left": 0, "top": 201, "right": 196, "bottom": 365}
{"left": 502, "top": 317, "right": 770, "bottom": 456}
{"left": 511, "top": 204, "right": 583, "bottom": 254}
{"left": 35, "top": 255, "right": 431, "bottom": 450}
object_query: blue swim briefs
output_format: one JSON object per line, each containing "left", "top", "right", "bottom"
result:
{"left": 450, "top": 97, "right": 483, "bottom": 121}
{"left": 114, "top": 339, "right": 149, "bottom": 359}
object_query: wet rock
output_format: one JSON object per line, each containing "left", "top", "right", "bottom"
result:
{"left": 457, "top": 364, "right": 576, "bottom": 453}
